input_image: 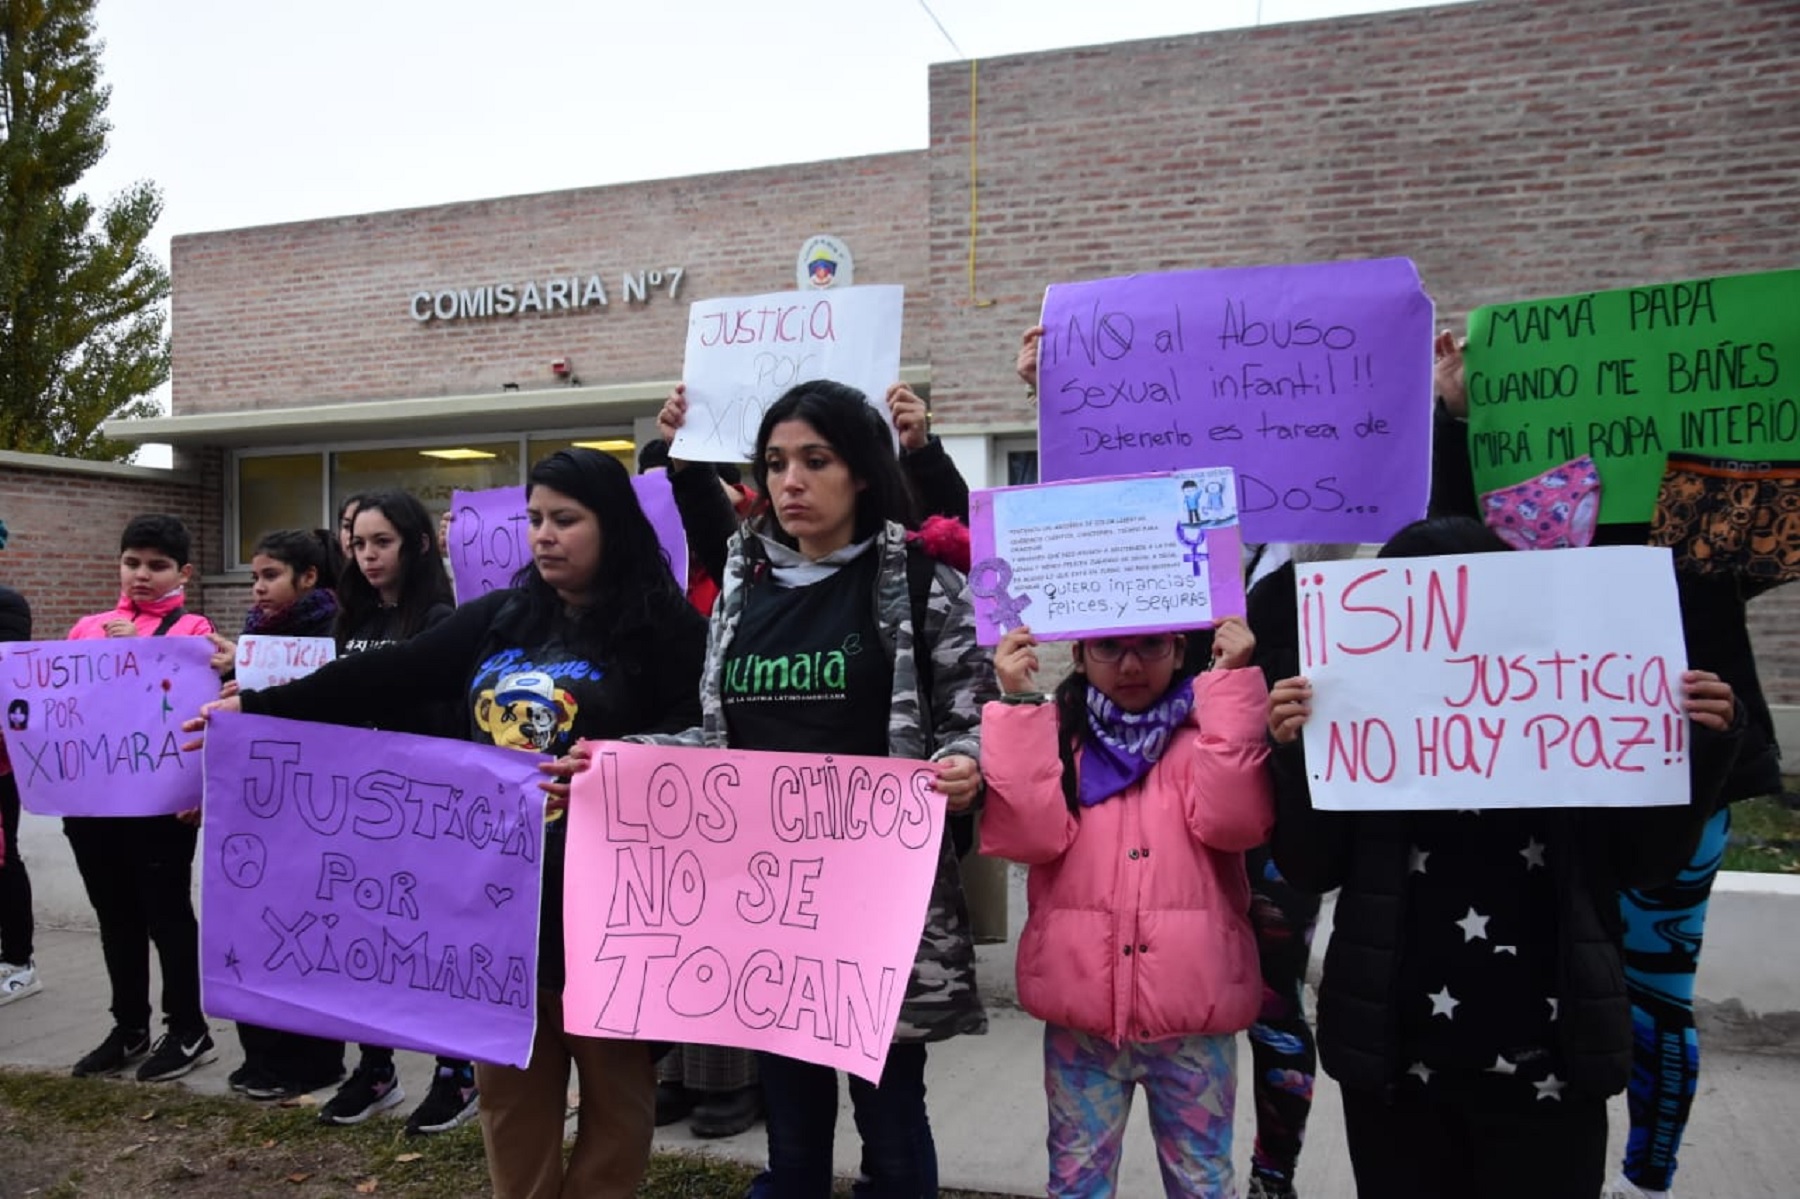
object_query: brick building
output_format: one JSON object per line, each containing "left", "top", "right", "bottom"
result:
{"left": 79, "top": 0, "right": 1798, "bottom": 736}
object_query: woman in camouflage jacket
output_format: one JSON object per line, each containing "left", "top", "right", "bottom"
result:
{"left": 644, "top": 379, "right": 996, "bottom": 1198}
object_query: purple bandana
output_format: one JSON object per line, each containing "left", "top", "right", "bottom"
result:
{"left": 1079, "top": 680, "right": 1194, "bottom": 808}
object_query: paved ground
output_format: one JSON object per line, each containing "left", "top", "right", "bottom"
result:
{"left": 3, "top": 929, "right": 1798, "bottom": 1196}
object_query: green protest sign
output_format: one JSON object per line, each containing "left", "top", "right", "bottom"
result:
{"left": 1464, "top": 269, "right": 1799, "bottom": 525}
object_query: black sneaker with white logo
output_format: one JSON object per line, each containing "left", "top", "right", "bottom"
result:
{"left": 405, "top": 1065, "right": 479, "bottom": 1136}
{"left": 318, "top": 1062, "right": 405, "bottom": 1125}
{"left": 72, "top": 1026, "right": 151, "bottom": 1077}
{"left": 135, "top": 1029, "right": 218, "bottom": 1082}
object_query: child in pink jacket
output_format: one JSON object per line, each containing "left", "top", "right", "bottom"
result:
{"left": 980, "top": 619, "right": 1273, "bottom": 1199}
{"left": 65, "top": 514, "right": 219, "bottom": 1085}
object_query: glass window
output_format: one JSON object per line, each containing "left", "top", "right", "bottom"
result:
{"left": 237, "top": 454, "right": 324, "bottom": 563}
{"left": 526, "top": 432, "right": 637, "bottom": 475}
{"left": 330, "top": 441, "right": 522, "bottom": 532}
{"left": 1007, "top": 450, "right": 1039, "bottom": 486}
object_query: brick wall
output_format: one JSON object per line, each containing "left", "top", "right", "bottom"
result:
{"left": 924, "top": 0, "right": 1800, "bottom": 701}
{"left": 163, "top": 0, "right": 1800, "bottom": 704}
{"left": 0, "top": 455, "right": 206, "bottom": 636}
{"left": 171, "top": 153, "right": 930, "bottom": 413}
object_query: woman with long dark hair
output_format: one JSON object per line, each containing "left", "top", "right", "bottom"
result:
{"left": 641, "top": 380, "right": 996, "bottom": 1197}
{"left": 196, "top": 450, "right": 705, "bottom": 1197}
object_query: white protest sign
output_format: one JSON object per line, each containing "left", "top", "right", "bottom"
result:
{"left": 235, "top": 636, "right": 336, "bottom": 692}
{"left": 674, "top": 284, "right": 903, "bottom": 462}
{"left": 1298, "top": 546, "right": 1690, "bottom": 811}
{"left": 967, "top": 469, "right": 1246, "bottom": 645}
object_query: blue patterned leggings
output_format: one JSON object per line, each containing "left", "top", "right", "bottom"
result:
{"left": 1043, "top": 1024, "right": 1236, "bottom": 1199}
{"left": 1619, "top": 806, "right": 1731, "bottom": 1192}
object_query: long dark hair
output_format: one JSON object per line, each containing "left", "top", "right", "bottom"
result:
{"left": 335, "top": 490, "right": 453, "bottom": 641}
{"left": 252, "top": 528, "right": 338, "bottom": 592}
{"left": 506, "top": 449, "right": 690, "bottom": 677}
{"left": 749, "top": 380, "right": 917, "bottom": 547}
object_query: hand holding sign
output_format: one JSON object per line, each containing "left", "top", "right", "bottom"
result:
{"left": 993, "top": 627, "right": 1042, "bottom": 695}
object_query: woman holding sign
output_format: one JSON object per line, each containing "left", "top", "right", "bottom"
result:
{"left": 1264, "top": 516, "right": 1743, "bottom": 1199}
{"left": 192, "top": 450, "right": 706, "bottom": 1199}
{"left": 646, "top": 379, "right": 996, "bottom": 1199}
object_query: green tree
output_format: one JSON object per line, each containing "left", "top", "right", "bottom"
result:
{"left": 0, "top": 0, "right": 166, "bottom": 461}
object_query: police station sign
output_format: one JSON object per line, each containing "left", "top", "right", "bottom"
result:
{"left": 409, "top": 266, "right": 687, "bottom": 322}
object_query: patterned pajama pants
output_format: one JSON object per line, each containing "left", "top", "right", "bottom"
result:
{"left": 1043, "top": 1024, "right": 1236, "bottom": 1199}
{"left": 1619, "top": 806, "right": 1731, "bottom": 1193}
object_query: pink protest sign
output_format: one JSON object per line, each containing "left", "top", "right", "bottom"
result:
{"left": 0, "top": 636, "right": 219, "bottom": 816}
{"left": 563, "top": 742, "right": 945, "bottom": 1082}
{"left": 200, "top": 710, "right": 549, "bottom": 1067}
{"left": 1297, "top": 546, "right": 1690, "bottom": 811}
{"left": 968, "top": 468, "right": 1246, "bottom": 645}
{"left": 448, "top": 475, "right": 689, "bottom": 604}
{"left": 1037, "top": 258, "right": 1433, "bottom": 543}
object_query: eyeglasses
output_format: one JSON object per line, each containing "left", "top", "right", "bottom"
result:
{"left": 1084, "top": 636, "right": 1177, "bottom": 665}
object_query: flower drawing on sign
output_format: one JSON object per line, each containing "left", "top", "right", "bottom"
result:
{"left": 160, "top": 677, "right": 173, "bottom": 721}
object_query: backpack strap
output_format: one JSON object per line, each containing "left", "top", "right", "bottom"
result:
{"left": 905, "top": 544, "right": 937, "bottom": 708}
{"left": 150, "top": 607, "right": 188, "bottom": 637}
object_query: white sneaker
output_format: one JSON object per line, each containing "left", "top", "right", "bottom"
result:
{"left": 1602, "top": 1172, "right": 1671, "bottom": 1199}
{"left": 0, "top": 960, "right": 41, "bottom": 1006}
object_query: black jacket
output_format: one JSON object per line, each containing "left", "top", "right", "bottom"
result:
{"left": 1270, "top": 710, "right": 1740, "bottom": 1098}
{"left": 242, "top": 587, "right": 706, "bottom": 989}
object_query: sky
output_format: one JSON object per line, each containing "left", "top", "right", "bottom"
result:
{"left": 76, "top": 0, "right": 1462, "bottom": 453}
{"left": 86, "top": 0, "right": 1462, "bottom": 260}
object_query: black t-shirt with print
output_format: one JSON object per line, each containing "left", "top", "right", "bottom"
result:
{"left": 721, "top": 550, "right": 892, "bottom": 758}
{"left": 1394, "top": 808, "right": 1564, "bottom": 1105}
{"left": 465, "top": 628, "right": 629, "bottom": 991}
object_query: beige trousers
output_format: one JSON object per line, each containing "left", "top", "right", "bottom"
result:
{"left": 476, "top": 988, "right": 655, "bottom": 1199}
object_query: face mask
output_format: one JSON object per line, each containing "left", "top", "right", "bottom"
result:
{"left": 1481, "top": 456, "right": 1601, "bottom": 551}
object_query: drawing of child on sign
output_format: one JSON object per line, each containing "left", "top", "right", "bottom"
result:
{"left": 474, "top": 671, "right": 576, "bottom": 754}
{"left": 1181, "top": 475, "right": 1237, "bottom": 529}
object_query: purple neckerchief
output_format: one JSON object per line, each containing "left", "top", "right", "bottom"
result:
{"left": 1079, "top": 679, "right": 1194, "bottom": 807}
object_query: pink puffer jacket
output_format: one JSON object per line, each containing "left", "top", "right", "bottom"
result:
{"left": 68, "top": 591, "right": 215, "bottom": 640}
{"left": 979, "top": 668, "right": 1273, "bottom": 1044}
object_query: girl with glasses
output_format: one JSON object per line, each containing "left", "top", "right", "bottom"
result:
{"left": 978, "top": 619, "right": 1274, "bottom": 1198}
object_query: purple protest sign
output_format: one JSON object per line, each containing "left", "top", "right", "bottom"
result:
{"left": 447, "top": 486, "right": 529, "bottom": 602}
{"left": 0, "top": 636, "right": 218, "bottom": 816}
{"left": 633, "top": 469, "right": 690, "bottom": 593}
{"left": 448, "top": 475, "right": 690, "bottom": 604}
{"left": 200, "top": 710, "right": 548, "bottom": 1067}
{"left": 1037, "top": 258, "right": 1434, "bottom": 543}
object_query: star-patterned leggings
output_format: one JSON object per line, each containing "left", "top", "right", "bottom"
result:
{"left": 1043, "top": 1024, "right": 1236, "bottom": 1198}
{"left": 1618, "top": 806, "right": 1731, "bottom": 1193}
